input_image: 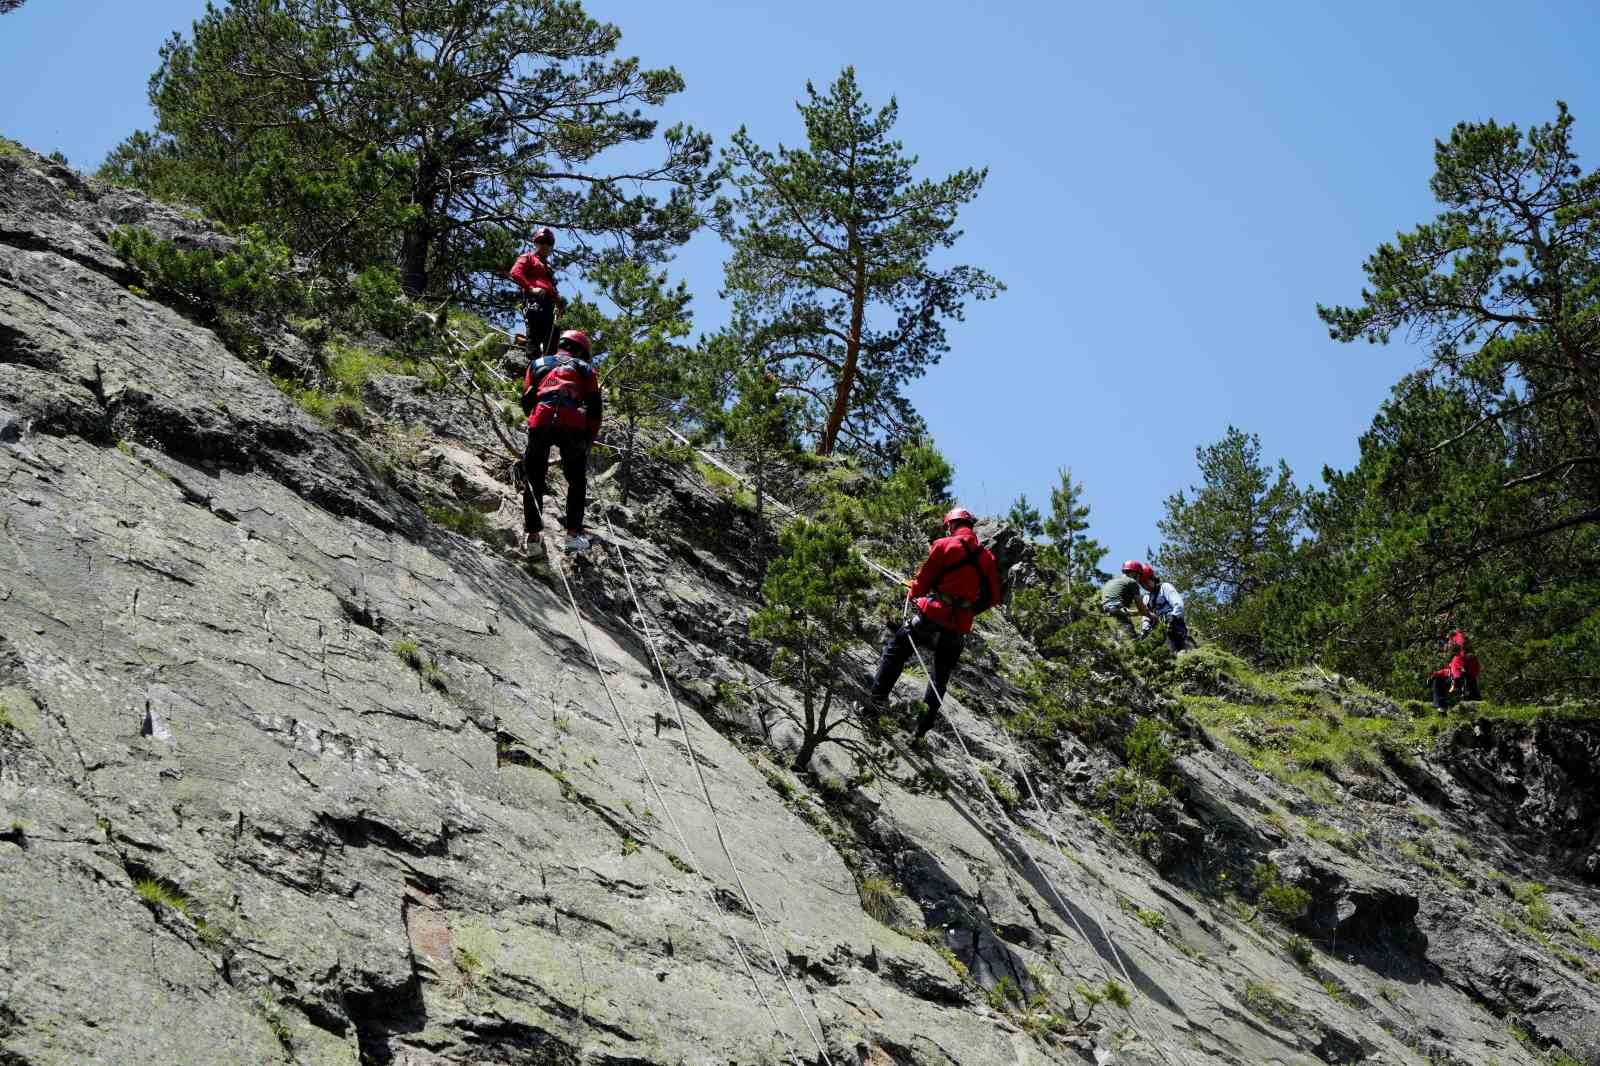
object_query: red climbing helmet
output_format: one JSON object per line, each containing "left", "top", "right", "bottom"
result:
{"left": 532, "top": 227, "right": 555, "bottom": 246}
{"left": 942, "top": 507, "right": 977, "bottom": 529}
{"left": 556, "top": 329, "right": 591, "bottom": 358}
{"left": 1121, "top": 559, "right": 1145, "bottom": 577}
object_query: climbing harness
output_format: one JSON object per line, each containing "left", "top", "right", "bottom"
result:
{"left": 544, "top": 529, "right": 830, "bottom": 1066}
{"left": 598, "top": 511, "right": 838, "bottom": 1066}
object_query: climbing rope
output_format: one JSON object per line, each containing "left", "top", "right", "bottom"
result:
{"left": 542, "top": 534, "right": 817, "bottom": 1066}
{"left": 501, "top": 395, "right": 1182, "bottom": 1062}
{"left": 597, "top": 510, "right": 838, "bottom": 1066}
{"left": 640, "top": 425, "right": 1184, "bottom": 1062}
{"left": 897, "top": 597, "right": 1187, "bottom": 1066}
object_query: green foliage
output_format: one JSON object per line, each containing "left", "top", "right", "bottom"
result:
{"left": 1135, "top": 907, "right": 1168, "bottom": 933}
{"left": 1006, "top": 468, "right": 1108, "bottom": 657}
{"left": 1043, "top": 467, "right": 1106, "bottom": 588}
{"left": 750, "top": 519, "right": 875, "bottom": 771}
{"left": 716, "top": 66, "right": 1001, "bottom": 457}
{"left": 1278, "top": 103, "right": 1600, "bottom": 701}
{"left": 1251, "top": 863, "right": 1312, "bottom": 921}
{"left": 1287, "top": 934, "right": 1314, "bottom": 966}
{"left": 109, "top": 224, "right": 308, "bottom": 320}
{"left": 1077, "top": 978, "right": 1131, "bottom": 1011}
{"left": 1096, "top": 768, "right": 1172, "bottom": 830}
{"left": 392, "top": 639, "right": 424, "bottom": 671}
{"left": 986, "top": 976, "right": 1024, "bottom": 1010}
{"left": 103, "top": 0, "right": 713, "bottom": 305}
{"left": 134, "top": 876, "right": 193, "bottom": 916}
{"left": 936, "top": 945, "right": 970, "bottom": 983}
{"left": 1006, "top": 494, "right": 1043, "bottom": 539}
{"left": 857, "top": 876, "right": 898, "bottom": 925}
{"left": 708, "top": 340, "right": 808, "bottom": 522}
{"left": 108, "top": 225, "right": 417, "bottom": 362}
{"left": 1156, "top": 426, "right": 1303, "bottom": 659}
{"left": 1514, "top": 882, "right": 1554, "bottom": 930}
{"left": 584, "top": 261, "right": 696, "bottom": 505}
{"left": 1240, "top": 979, "right": 1295, "bottom": 1023}
{"left": 425, "top": 505, "right": 491, "bottom": 540}
{"left": 1124, "top": 717, "right": 1173, "bottom": 779}
{"left": 980, "top": 767, "right": 1020, "bottom": 813}
{"left": 853, "top": 440, "right": 956, "bottom": 567}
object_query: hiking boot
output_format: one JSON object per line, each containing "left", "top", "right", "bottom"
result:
{"left": 564, "top": 531, "right": 591, "bottom": 552}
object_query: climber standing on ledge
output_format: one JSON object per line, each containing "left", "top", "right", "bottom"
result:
{"left": 509, "top": 227, "right": 565, "bottom": 359}
{"left": 520, "top": 329, "right": 601, "bottom": 553}
{"left": 1430, "top": 629, "right": 1482, "bottom": 708}
{"left": 869, "top": 508, "right": 1001, "bottom": 742}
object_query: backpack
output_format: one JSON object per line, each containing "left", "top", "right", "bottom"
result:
{"left": 925, "top": 539, "right": 994, "bottom": 614}
{"left": 521, "top": 355, "right": 592, "bottom": 425}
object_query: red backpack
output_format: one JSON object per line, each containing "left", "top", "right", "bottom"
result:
{"left": 522, "top": 355, "right": 594, "bottom": 430}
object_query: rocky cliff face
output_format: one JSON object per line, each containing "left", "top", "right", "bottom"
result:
{"left": 3, "top": 141, "right": 1599, "bottom": 1066}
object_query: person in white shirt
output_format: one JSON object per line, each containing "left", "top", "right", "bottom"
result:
{"left": 1137, "top": 569, "right": 1190, "bottom": 651}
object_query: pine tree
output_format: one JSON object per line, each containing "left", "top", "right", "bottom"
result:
{"left": 102, "top": 0, "right": 714, "bottom": 303}
{"left": 749, "top": 520, "right": 876, "bottom": 772}
{"left": 1043, "top": 468, "right": 1106, "bottom": 593}
{"left": 1320, "top": 102, "right": 1600, "bottom": 457}
{"left": 721, "top": 364, "right": 805, "bottom": 522}
{"left": 1007, "top": 494, "right": 1043, "bottom": 540}
{"left": 1157, "top": 428, "right": 1303, "bottom": 654}
{"left": 580, "top": 262, "right": 693, "bottom": 506}
{"left": 857, "top": 441, "right": 955, "bottom": 568}
{"left": 716, "top": 67, "right": 1001, "bottom": 456}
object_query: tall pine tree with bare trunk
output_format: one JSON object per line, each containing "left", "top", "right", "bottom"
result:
{"left": 716, "top": 67, "right": 1000, "bottom": 457}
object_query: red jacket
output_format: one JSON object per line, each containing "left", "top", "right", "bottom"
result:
{"left": 509, "top": 251, "right": 559, "bottom": 297}
{"left": 524, "top": 354, "right": 601, "bottom": 440}
{"left": 909, "top": 526, "right": 1000, "bottom": 635}
{"left": 1432, "top": 654, "right": 1482, "bottom": 681}
{"left": 1431, "top": 630, "right": 1482, "bottom": 680}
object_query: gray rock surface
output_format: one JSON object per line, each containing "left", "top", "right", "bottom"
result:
{"left": 3, "top": 140, "right": 1599, "bottom": 1065}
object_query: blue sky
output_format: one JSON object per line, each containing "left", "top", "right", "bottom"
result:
{"left": 3, "top": 0, "right": 1597, "bottom": 561}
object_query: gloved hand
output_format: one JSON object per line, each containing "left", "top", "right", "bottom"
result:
{"left": 1137, "top": 617, "right": 1154, "bottom": 639}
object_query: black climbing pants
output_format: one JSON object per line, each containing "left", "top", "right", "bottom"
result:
{"left": 522, "top": 426, "right": 589, "bottom": 535}
{"left": 1165, "top": 617, "right": 1190, "bottom": 652}
{"left": 871, "top": 613, "right": 965, "bottom": 738}
{"left": 524, "top": 294, "right": 558, "bottom": 359}
{"left": 1430, "top": 673, "right": 1481, "bottom": 709}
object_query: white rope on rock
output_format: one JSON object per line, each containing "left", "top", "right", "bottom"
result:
{"left": 596, "top": 511, "right": 837, "bottom": 1066}
{"left": 542, "top": 534, "right": 815, "bottom": 1066}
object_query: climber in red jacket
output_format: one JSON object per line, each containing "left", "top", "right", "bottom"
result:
{"left": 520, "top": 329, "right": 601, "bottom": 552}
{"left": 509, "top": 227, "right": 565, "bottom": 359}
{"left": 1430, "top": 629, "right": 1482, "bottom": 708}
{"left": 869, "top": 507, "right": 1002, "bottom": 741}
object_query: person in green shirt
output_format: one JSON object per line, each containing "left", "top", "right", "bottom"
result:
{"left": 1100, "top": 560, "right": 1153, "bottom": 632}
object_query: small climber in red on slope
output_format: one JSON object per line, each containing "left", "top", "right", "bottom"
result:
{"left": 869, "top": 508, "right": 1002, "bottom": 742}
{"left": 520, "top": 329, "right": 601, "bottom": 552}
{"left": 509, "top": 227, "right": 566, "bottom": 359}
{"left": 1430, "top": 630, "right": 1482, "bottom": 708}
